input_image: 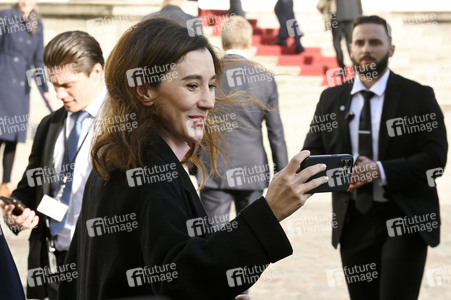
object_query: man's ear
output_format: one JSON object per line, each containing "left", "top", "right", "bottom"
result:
{"left": 136, "top": 84, "right": 157, "bottom": 107}
{"left": 389, "top": 44, "right": 395, "bottom": 58}
{"left": 87, "top": 63, "right": 103, "bottom": 80}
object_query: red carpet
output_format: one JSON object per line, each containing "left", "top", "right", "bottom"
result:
{"left": 198, "top": 9, "right": 350, "bottom": 86}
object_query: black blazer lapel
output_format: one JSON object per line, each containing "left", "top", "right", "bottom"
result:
{"left": 338, "top": 84, "right": 354, "bottom": 154}
{"left": 378, "top": 72, "right": 402, "bottom": 160}
{"left": 42, "top": 108, "right": 66, "bottom": 196}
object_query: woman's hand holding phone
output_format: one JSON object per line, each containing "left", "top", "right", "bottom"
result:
{"left": 265, "top": 150, "right": 328, "bottom": 222}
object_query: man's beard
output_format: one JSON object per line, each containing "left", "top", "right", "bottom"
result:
{"left": 352, "top": 51, "right": 390, "bottom": 80}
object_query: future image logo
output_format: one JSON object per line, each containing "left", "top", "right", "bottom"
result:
{"left": 126, "top": 64, "right": 177, "bottom": 87}
{"left": 326, "top": 263, "right": 378, "bottom": 287}
{"left": 225, "top": 65, "right": 273, "bottom": 88}
{"left": 325, "top": 63, "right": 377, "bottom": 87}
{"left": 226, "top": 264, "right": 275, "bottom": 287}
{"left": 326, "top": 268, "right": 346, "bottom": 287}
{"left": 26, "top": 64, "right": 79, "bottom": 87}
{"left": 26, "top": 168, "right": 44, "bottom": 187}
{"left": 426, "top": 168, "right": 444, "bottom": 187}
{"left": 186, "top": 217, "right": 206, "bottom": 237}
{"left": 225, "top": 164, "right": 273, "bottom": 188}
{"left": 426, "top": 266, "right": 451, "bottom": 287}
{"left": 186, "top": 215, "right": 238, "bottom": 237}
{"left": 126, "top": 264, "right": 178, "bottom": 287}
{"left": 286, "top": 19, "right": 302, "bottom": 37}
{"left": 226, "top": 68, "right": 245, "bottom": 87}
{"left": 125, "top": 164, "right": 178, "bottom": 187}
{"left": 186, "top": 17, "right": 203, "bottom": 37}
{"left": 85, "top": 213, "right": 138, "bottom": 237}
{"left": 26, "top": 68, "right": 47, "bottom": 86}
{"left": 226, "top": 168, "right": 245, "bottom": 187}
{"left": 86, "top": 15, "right": 137, "bottom": 37}
{"left": 326, "top": 168, "right": 348, "bottom": 188}
{"left": 386, "top": 213, "right": 439, "bottom": 237}
{"left": 25, "top": 164, "right": 75, "bottom": 188}
{"left": 27, "top": 264, "right": 77, "bottom": 287}
{"left": 386, "top": 114, "right": 439, "bottom": 137}
{"left": 286, "top": 213, "right": 338, "bottom": 237}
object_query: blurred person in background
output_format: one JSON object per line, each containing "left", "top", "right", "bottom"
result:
{"left": 303, "top": 15, "right": 447, "bottom": 299}
{"left": 143, "top": 0, "right": 199, "bottom": 29}
{"left": 0, "top": 31, "right": 106, "bottom": 300}
{"left": 58, "top": 18, "right": 327, "bottom": 300}
{"left": 0, "top": 0, "right": 51, "bottom": 192}
{"left": 271, "top": 0, "right": 305, "bottom": 54}
{"left": 229, "top": 0, "right": 245, "bottom": 18}
{"left": 317, "top": 0, "right": 362, "bottom": 70}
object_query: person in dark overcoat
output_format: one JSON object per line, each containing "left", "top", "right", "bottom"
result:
{"left": 0, "top": 0, "right": 51, "bottom": 187}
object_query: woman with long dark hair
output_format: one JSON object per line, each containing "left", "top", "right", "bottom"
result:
{"left": 59, "top": 18, "right": 327, "bottom": 300}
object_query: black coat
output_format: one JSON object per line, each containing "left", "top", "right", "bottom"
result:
{"left": 11, "top": 107, "right": 67, "bottom": 298}
{"left": 0, "top": 6, "right": 48, "bottom": 143}
{"left": 303, "top": 71, "right": 448, "bottom": 248}
{"left": 59, "top": 135, "right": 292, "bottom": 300}
{"left": 0, "top": 225, "right": 25, "bottom": 300}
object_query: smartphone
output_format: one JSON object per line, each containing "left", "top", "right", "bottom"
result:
{"left": 300, "top": 154, "right": 353, "bottom": 193}
{"left": 0, "top": 196, "right": 27, "bottom": 216}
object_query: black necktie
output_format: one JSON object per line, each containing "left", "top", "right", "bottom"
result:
{"left": 356, "top": 91, "right": 374, "bottom": 214}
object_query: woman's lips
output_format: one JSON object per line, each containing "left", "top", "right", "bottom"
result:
{"left": 188, "top": 116, "right": 206, "bottom": 127}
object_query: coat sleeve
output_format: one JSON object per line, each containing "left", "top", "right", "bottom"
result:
{"left": 11, "top": 114, "right": 51, "bottom": 210}
{"left": 140, "top": 192, "right": 292, "bottom": 300}
{"left": 265, "top": 78, "right": 288, "bottom": 172}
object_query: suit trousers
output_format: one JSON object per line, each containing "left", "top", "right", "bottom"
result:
{"left": 332, "top": 20, "right": 353, "bottom": 69}
{"left": 200, "top": 189, "right": 263, "bottom": 226}
{"left": 274, "top": 0, "right": 302, "bottom": 47}
{"left": 340, "top": 200, "right": 427, "bottom": 300}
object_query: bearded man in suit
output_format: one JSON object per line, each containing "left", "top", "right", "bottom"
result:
{"left": 303, "top": 15, "right": 447, "bottom": 299}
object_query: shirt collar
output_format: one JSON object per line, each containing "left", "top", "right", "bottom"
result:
{"left": 68, "top": 87, "right": 107, "bottom": 119}
{"left": 351, "top": 69, "right": 391, "bottom": 97}
{"left": 224, "top": 49, "right": 248, "bottom": 59}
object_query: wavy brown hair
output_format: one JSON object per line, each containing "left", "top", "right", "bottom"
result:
{"left": 92, "top": 18, "right": 232, "bottom": 186}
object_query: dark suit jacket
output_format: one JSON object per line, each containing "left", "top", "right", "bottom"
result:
{"left": 0, "top": 225, "right": 25, "bottom": 300}
{"left": 303, "top": 71, "right": 448, "bottom": 248}
{"left": 58, "top": 134, "right": 292, "bottom": 300}
{"left": 143, "top": 5, "right": 198, "bottom": 28}
{"left": 11, "top": 107, "right": 67, "bottom": 298}
{"left": 197, "top": 54, "right": 288, "bottom": 191}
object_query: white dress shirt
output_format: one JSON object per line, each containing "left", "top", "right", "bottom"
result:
{"left": 349, "top": 70, "right": 390, "bottom": 202}
{"left": 224, "top": 49, "right": 248, "bottom": 58}
{"left": 52, "top": 88, "right": 107, "bottom": 250}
